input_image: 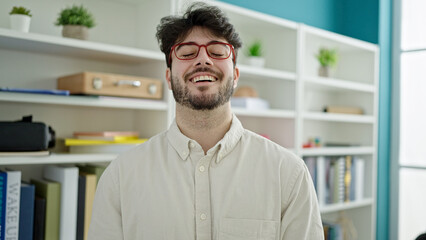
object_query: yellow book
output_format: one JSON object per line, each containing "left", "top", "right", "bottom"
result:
{"left": 65, "top": 138, "right": 148, "bottom": 146}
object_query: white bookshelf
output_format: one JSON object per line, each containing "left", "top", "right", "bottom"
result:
{"left": 0, "top": 0, "right": 378, "bottom": 239}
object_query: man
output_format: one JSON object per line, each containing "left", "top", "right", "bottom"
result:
{"left": 89, "top": 2, "right": 323, "bottom": 240}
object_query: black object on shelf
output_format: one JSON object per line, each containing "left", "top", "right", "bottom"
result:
{"left": 0, "top": 115, "right": 56, "bottom": 151}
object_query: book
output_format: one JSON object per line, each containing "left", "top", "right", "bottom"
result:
{"left": 30, "top": 179, "right": 60, "bottom": 240}
{"left": 43, "top": 166, "right": 79, "bottom": 240}
{"left": 316, "top": 156, "right": 327, "bottom": 206}
{"left": 65, "top": 138, "right": 147, "bottom": 146}
{"left": 323, "top": 105, "right": 364, "bottom": 115}
{"left": 69, "top": 144, "right": 139, "bottom": 154}
{"left": 231, "top": 97, "right": 270, "bottom": 110}
{"left": 33, "top": 196, "right": 46, "bottom": 240}
{"left": 0, "top": 87, "right": 70, "bottom": 96}
{"left": 19, "top": 182, "right": 35, "bottom": 240}
{"left": 333, "top": 157, "right": 345, "bottom": 203}
{"left": 77, "top": 165, "right": 106, "bottom": 185}
{"left": 76, "top": 175, "right": 86, "bottom": 240}
{"left": 82, "top": 173, "right": 96, "bottom": 240}
{"left": 1, "top": 170, "right": 21, "bottom": 240}
{"left": 73, "top": 131, "right": 139, "bottom": 137}
{"left": 304, "top": 157, "right": 317, "bottom": 189}
{"left": 354, "top": 157, "right": 365, "bottom": 201}
{"left": 344, "top": 155, "right": 352, "bottom": 202}
{"left": 0, "top": 172, "right": 6, "bottom": 240}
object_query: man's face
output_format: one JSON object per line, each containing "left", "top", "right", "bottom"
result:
{"left": 166, "top": 27, "right": 239, "bottom": 110}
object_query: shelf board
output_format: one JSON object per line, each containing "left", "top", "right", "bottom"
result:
{"left": 301, "top": 146, "right": 375, "bottom": 156}
{"left": 233, "top": 108, "right": 295, "bottom": 118}
{"left": 0, "top": 28, "right": 164, "bottom": 63}
{"left": 304, "top": 112, "right": 375, "bottom": 124}
{"left": 304, "top": 76, "right": 375, "bottom": 93}
{"left": 0, "top": 153, "right": 116, "bottom": 165}
{"left": 320, "top": 198, "right": 374, "bottom": 214}
{"left": 0, "top": 92, "right": 168, "bottom": 111}
{"left": 238, "top": 65, "right": 297, "bottom": 81}
{"left": 302, "top": 25, "right": 378, "bottom": 52}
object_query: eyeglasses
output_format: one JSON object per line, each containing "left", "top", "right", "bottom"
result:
{"left": 169, "top": 42, "right": 235, "bottom": 65}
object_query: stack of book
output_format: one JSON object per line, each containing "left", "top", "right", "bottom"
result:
{"left": 0, "top": 164, "right": 106, "bottom": 240}
{"left": 65, "top": 131, "right": 148, "bottom": 154}
{"left": 304, "top": 155, "right": 365, "bottom": 206}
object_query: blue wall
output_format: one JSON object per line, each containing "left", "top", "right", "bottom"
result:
{"left": 220, "top": 0, "right": 378, "bottom": 44}
{"left": 220, "top": 0, "right": 391, "bottom": 239}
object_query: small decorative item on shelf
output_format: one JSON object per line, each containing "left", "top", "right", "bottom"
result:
{"left": 316, "top": 47, "right": 338, "bottom": 77}
{"left": 302, "top": 137, "right": 321, "bottom": 148}
{"left": 55, "top": 5, "right": 95, "bottom": 40}
{"left": 231, "top": 86, "right": 269, "bottom": 110}
{"left": 247, "top": 40, "right": 265, "bottom": 68}
{"left": 9, "top": 6, "right": 32, "bottom": 32}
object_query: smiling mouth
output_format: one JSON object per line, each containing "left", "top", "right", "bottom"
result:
{"left": 190, "top": 75, "right": 218, "bottom": 83}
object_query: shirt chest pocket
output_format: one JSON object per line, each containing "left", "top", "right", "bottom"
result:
{"left": 219, "top": 218, "right": 278, "bottom": 240}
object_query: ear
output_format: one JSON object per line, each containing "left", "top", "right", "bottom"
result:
{"left": 166, "top": 67, "right": 172, "bottom": 90}
{"left": 233, "top": 66, "right": 240, "bottom": 88}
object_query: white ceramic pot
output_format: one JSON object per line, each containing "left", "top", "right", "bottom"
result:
{"left": 62, "top": 25, "right": 89, "bottom": 40}
{"left": 248, "top": 57, "right": 265, "bottom": 68}
{"left": 10, "top": 14, "right": 31, "bottom": 32}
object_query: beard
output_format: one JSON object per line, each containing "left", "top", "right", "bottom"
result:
{"left": 170, "top": 68, "right": 234, "bottom": 111}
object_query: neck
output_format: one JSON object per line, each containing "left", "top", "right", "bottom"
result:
{"left": 175, "top": 103, "right": 233, "bottom": 154}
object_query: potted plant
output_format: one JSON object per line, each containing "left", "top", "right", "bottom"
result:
{"left": 9, "top": 6, "right": 32, "bottom": 32}
{"left": 247, "top": 40, "right": 265, "bottom": 68}
{"left": 316, "top": 47, "right": 338, "bottom": 77}
{"left": 55, "top": 5, "right": 95, "bottom": 40}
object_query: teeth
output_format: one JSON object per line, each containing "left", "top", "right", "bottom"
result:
{"left": 192, "top": 75, "right": 216, "bottom": 83}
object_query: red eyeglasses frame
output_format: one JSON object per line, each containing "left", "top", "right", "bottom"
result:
{"left": 169, "top": 42, "right": 236, "bottom": 66}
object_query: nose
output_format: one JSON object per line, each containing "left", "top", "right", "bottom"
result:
{"left": 194, "top": 45, "right": 213, "bottom": 66}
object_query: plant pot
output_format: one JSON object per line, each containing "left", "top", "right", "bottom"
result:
{"left": 10, "top": 15, "right": 31, "bottom": 32}
{"left": 318, "top": 65, "right": 330, "bottom": 77}
{"left": 62, "top": 25, "right": 89, "bottom": 40}
{"left": 248, "top": 57, "right": 265, "bottom": 68}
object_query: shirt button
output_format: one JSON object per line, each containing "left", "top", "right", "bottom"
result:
{"left": 182, "top": 151, "right": 187, "bottom": 156}
{"left": 199, "top": 166, "right": 205, "bottom": 172}
{"left": 189, "top": 142, "right": 195, "bottom": 148}
{"left": 200, "top": 213, "right": 207, "bottom": 220}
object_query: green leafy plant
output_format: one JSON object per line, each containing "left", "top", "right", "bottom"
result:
{"left": 55, "top": 5, "right": 95, "bottom": 28}
{"left": 9, "top": 6, "right": 32, "bottom": 17}
{"left": 316, "top": 48, "right": 338, "bottom": 67}
{"left": 247, "top": 40, "right": 263, "bottom": 57}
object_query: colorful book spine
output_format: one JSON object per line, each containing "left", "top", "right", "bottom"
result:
{"left": 19, "top": 182, "right": 35, "bottom": 240}
{"left": 78, "top": 165, "right": 107, "bottom": 186}
{"left": 43, "top": 166, "right": 79, "bottom": 240}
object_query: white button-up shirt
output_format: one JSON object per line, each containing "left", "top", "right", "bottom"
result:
{"left": 89, "top": 115, "right": 324, "bottom": 240}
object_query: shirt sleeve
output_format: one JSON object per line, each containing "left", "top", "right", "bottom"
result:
{"left": 88, "top": 161, "right": 124, "bottom": 240}
{"left": 280, "top": 162, "right": 324, "bottom": 240}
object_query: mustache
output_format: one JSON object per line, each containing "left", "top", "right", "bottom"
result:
{"left": 183, "top": 67, "right": 223, "bottom": 82}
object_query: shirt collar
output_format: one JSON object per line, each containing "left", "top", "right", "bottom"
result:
{"left": 167, "top": 114, "right": 244, "bottom": 163}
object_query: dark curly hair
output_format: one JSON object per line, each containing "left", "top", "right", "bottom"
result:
{"left": 156, "top": 2, "right": 242, "bottom": 68}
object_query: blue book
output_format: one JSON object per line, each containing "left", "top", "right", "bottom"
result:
{"left": 0, "top": 87, "right": 70, "bottom": 96}
{"left": 0, "top": 172, "right": 7, "bottom": 240}
{"left": 19, "top": 183, "right": 35, "bottom": 240}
